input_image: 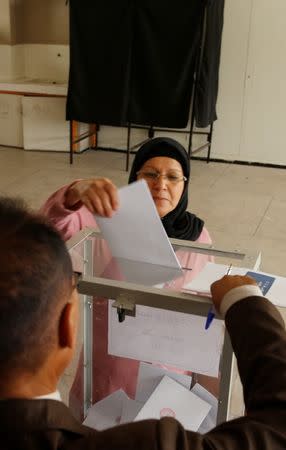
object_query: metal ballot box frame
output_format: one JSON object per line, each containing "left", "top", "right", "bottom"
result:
{"left": 66, "top": 228, "right": 261, "bottom": 426}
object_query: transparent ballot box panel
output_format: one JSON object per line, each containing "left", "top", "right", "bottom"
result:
{"left": 67, "top": 229, "right": 260, "bottom": 430}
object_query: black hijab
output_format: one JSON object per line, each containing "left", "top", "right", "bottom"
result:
{"left": 128, "top": 137, "right": 204, "bottom": 241}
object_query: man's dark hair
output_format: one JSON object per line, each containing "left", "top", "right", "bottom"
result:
{"left": 0, "top": 197, "right": 73, "bottom": 375}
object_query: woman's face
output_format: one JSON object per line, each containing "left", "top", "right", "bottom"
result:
{"left": 137, "top": 156, "right": 185, "bottom": 218}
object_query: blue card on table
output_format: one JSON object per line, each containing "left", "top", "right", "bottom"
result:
{"left": 245, "top": 271, "right": 275, "bottom": 295}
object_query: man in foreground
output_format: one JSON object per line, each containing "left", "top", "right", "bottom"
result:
{"left": 0, "top": 196, "right": 285, "bottom": 449}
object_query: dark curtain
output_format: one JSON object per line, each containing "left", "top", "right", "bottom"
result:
{"left": 66, "top": 0, "right": 133, "bottom": 126}
{"left": 195, "top": 0, "right": 225, "bottom": 128}
{"left": 66, "top": 1, "right": 224, "bottom": 129}
{"left": 127, "top": 1, "right": 206, "bottom": 127}
{"left": 67, "top": 0, "right": 207, "bottom": 128}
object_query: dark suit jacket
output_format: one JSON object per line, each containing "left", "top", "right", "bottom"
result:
{"left": 1, "top": 296, "right": 286, "bottom": 450}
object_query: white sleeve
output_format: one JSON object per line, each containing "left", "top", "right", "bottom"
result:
{"left": 220, "top": 285, "right": 263, "bottom": 318}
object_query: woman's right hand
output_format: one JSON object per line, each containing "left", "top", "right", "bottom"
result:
{"left": 64, "top": 178, "right": 119, "bottom": 217}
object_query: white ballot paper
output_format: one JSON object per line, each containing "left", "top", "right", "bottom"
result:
{"left": 263, "top": 273, "right": 286, "bottom": 307}
{"left": 108, "top": 301, "right": 224, "bottom": 377}
{"left": 106, "top": 257, "right": 183, "bottom": 286}
{"left": 83, "top": 389, "right": 128, "bottom": 430}
{"left": 191, "top": 383, "right": 218, "bottom": 434}
{"left": 183, "top": 262, "right": 286, "bottom": 308}
{"left": 120, "top": 398, "right": 144, "bottom": 424}
{"left": 95, "top": 180, "right": 181, "bottom": 269}
{"left": 134, "top": 376, "right": 211, "bottom": 431}
{"left": 183, "top": 263, "right": 234, "bottom": 295}
{"left": 136, "top": 361, "right": 192, "bottom": 403}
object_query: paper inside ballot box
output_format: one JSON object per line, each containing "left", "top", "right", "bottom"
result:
{"left": 108, "top": 300, "right": 224, "bottom": 377}
{"left": 82, "top": 382, "right": 213, "bottom": 432}
{"left": 135, "top": 361, "right": 192, "bottom": 403}
{"left": 135, "top": 376, "right": 211, "bottom": 431}
{"left": 83, "top": 389, "right": 128, "bottom": 430}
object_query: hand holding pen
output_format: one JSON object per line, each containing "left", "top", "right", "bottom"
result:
{"left": 205, "top": 264, "right": 232, "bottom": 330}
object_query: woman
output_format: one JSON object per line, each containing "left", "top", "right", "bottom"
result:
{"left": 41, "top": 137, "right": 214, "bottom": 417}
{"left": 42, "top": 137, "right": 210, "bottom": 244}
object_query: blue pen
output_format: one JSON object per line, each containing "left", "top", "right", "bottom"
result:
{"left": 205, "top": 306, "right": 216, "bottom": 330}
{"left": 205, "top": 263, "right": 232, "bottom": 330}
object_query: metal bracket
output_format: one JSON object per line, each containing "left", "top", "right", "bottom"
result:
{"left": 112, "top": 294, "right": 136, "bottom": 322}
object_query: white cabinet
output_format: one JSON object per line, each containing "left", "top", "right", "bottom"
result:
{"left": 22, "top": 96, "right": 90, "bottom": 152}
{"left": 22, "top": 96, "right": 69, "bottom": 151}
{"left": 0, "top": 92, "right": 90, "bottom": 152}
{"left": 0, "top": 93, "right": 23, "bottom": 147}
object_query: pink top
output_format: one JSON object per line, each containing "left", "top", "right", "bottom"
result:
{"left": 41, "top": 182, "right": 214, "bottom": 418}
{"left": 40, "top": 182, "right": 96, "bottom": 242}
{"left": 40, "top": 182, "right": 212, "bottom": 282}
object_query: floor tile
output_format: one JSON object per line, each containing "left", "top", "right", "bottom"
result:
{"left": 255, "top": 199, "right": 286, "bottom": 241}
{"left": 190, "top": 159, "right": 230, "bottom": 188}
{"left": 212, "top": 164, "right": 286, "bottom": 201}
{"left": 188, "top": 186, "right": 273, "bottom": 237}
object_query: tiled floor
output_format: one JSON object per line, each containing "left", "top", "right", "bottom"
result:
{"left": 1, "top": 146, "right": 285, "bottom": 276}
{"left": 1, "top": 145, "right": 286, "bottom": 407}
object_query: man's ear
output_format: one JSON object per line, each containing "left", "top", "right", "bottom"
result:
{"left": 58, "top": 290, "right": 79, "bottom": 350}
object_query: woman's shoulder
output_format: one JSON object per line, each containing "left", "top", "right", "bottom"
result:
{"left": 197, "top": 226, "right": 212, "bottom": 244}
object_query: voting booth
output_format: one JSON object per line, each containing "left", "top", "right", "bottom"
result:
{"left": 67, "top": 227, "right": 260, "bottom": 431}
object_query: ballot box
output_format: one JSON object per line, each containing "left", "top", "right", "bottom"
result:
{"left": 67, "top": 228, "right": 260, "bottom": 432}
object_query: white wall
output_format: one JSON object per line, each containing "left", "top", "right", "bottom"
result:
{"left": 0, "top": 44, "right": 13, "bottom": 79}
{"left": 10, "top": 0, "right": 68, "bottom": 45}
{"left": 0, "top": 0, "right": 68, "bottom": 81}
{"left": 0, "top": 44, "right": 68, "bottom": 81}
{"left": 24, "top": 44, "right": 69, "bottom": 82}
{"left": 212, "top": 0, "right": 286, "bottom": 165}
{"left": 238, "top": 0, "right": 286, "bottom": 165}
{"left": 211, "top": 1, "right": 253, "bottom": 160}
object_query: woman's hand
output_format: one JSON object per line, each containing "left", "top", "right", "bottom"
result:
{"left": 65, "top": 178, "right": 119, "bottom": 217}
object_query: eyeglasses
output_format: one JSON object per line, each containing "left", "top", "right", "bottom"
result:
{"left": 72, "top": 271, "right": 81, "bottom": 289}
{"left": 137, "top": 170, "right": 187, "bottom": 184}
